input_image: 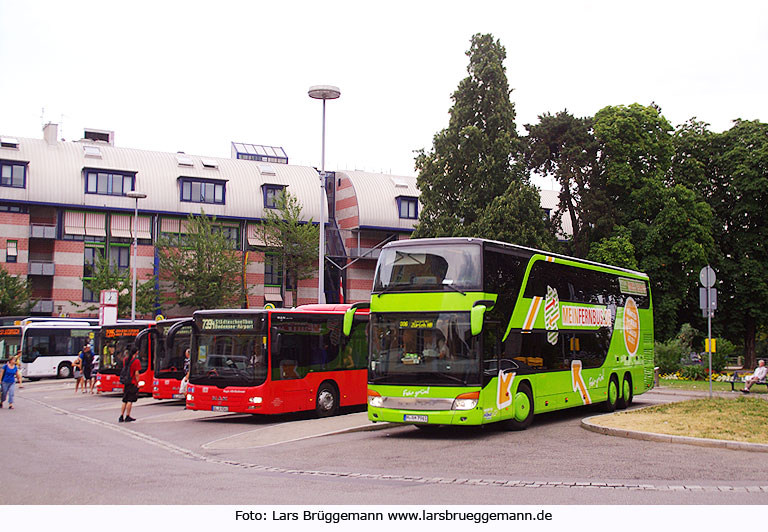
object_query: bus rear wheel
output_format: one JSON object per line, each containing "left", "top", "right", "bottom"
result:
{"left": 315, "top": 382, "right": 339, "bottom": 418}
{"left": 504, "top": 382, "right": 534, "bottom": 431}
{"left": 57, "top": 362, "right": 73, "bottom": 379}
{"left": 602, "top": 375, "right": 619, "bottom": 412}
{"left": 617, "top": 375, "right": 633, "bottom": 409}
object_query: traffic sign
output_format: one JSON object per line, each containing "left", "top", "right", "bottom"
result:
{"left": 699, "top": 265, "right": 716, "bottom": 288}
{"left": 699, "top": 287, "right": 717, "bottom": 311}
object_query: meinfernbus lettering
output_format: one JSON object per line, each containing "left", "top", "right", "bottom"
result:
{"left": 366, "top": 237, "right": 654, "bottom": 430}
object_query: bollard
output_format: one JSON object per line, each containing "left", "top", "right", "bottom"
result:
{"left": 654, "top": 366, "right": 660, "bottom": 387}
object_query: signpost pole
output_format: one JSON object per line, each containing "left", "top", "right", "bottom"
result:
{"left": 707, "top": 281, "right": 712, "bottom": 398}
{"left": 699, "top": 265, "right": 716, "bottom": 399}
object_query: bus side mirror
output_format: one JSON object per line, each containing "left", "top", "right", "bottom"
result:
{"left": 343, "top": 302, "right": 370, "bottom": 336}
{"left": 471, "top": 305, "right": 486, "bottom": 336}
{"left": 470, "top": 299, "right": 494, "bottom": 336}
{"left": 343, "top": 308, "right": 356, "bottom": 337}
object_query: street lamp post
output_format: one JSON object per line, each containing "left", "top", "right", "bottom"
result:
{"left": 308, "top": 85, "right": 340, "bottom": 305}
{"left": 126, "top": 191, "right": 147, "bottom": 321}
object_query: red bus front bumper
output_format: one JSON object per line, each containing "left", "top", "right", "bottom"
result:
{"left": 153, "top": 377, "right": 185, "bottom": 400}
{"left": 97, "top": 373, "right": 123, "bottom": 393}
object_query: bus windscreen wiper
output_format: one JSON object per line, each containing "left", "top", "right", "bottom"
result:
{"left": 441, "top": 280, "right": 466, "bottom": 296}
{"left": 434, "top": 372, "right": 466, "bottom": 385}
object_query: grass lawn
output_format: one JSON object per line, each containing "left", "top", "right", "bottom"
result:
{"left": 592, "top": 397, "right": 768, "bottom": 444}
{"left": 657, "top": 378, "right": 768, "bottom": 393}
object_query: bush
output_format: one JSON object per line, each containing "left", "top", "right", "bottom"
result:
{"left": 680, "top": 365, "right": 707, "bottom": 381}
{"left": 655, "top": 339, "right": 683, "bottom": 374}
{"left": 698, "top": 351, "right": 728, "bottom": 373}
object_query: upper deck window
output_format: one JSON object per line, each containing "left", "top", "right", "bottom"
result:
{"left": 397, "top": 196, "right": 418, "bottom": 219}
{"left": 180, "top": 178, "right": 225, "bottom": 205}
{"left": 373, "top": 244, "right": 482, "bottom": 292}
{"left": 1, "top": 160, "right": 26, "bottom": 188}
{"left": 85, "top": 169, "right": 135, "bottom": 196}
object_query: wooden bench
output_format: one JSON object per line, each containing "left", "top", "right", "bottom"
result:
{"left": 729, "top": 372, "right": 768, "bottom": 392}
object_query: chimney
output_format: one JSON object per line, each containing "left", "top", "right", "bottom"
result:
{"left": 43, "top": 123, "right": 58, "bottom": 145}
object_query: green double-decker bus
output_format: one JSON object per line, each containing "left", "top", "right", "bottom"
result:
{"left": 354, "top": 237, "right": 654, "bottom": 430}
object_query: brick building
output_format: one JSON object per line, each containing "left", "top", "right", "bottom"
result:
{"left": 0, "top": 124, "right": 420, "bottom": 317}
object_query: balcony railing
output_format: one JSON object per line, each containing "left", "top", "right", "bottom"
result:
{"left": 29, "top": 224, "right": 57, "bottom": 239}
{"left": 28, "top": 261, "right": 55, "bottom": 276}
{"left": 30, "top": 299, "right": 54, "bottom": 314}
{"left": 349, "top": 248, "right": 381, "bottom": 260}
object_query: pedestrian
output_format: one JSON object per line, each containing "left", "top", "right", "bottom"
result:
{"left": 80, "top": 343, "right": 96, "bottom": 394}
{"left": 742, "top": 359, "right": 767, "bottom": 393}
{"left": 1, "top": 355, "right": 23, "bottom": 409}
{"left": 179, "top": 348, "right": 191, "bottom": 395}
{"left": 119, "top": 346, "right": 141, "bottom": 423}
{"left": 73, "top": 351, "right": 84, "bottom": 393}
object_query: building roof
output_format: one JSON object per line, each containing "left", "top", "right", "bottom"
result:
{"left": 0, "top": 136, "right": 322, "bottom": 222}
{"left": 539, "top": 188, "right": 573, "bottom": 237}
{"left": 337, "top": 170, "right": 419, "bottom": 231}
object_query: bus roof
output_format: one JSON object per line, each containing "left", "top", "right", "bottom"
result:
{"left": 380, "top": 237, "right": 649, "bottom": 279}
{"left": 21, "top": 321, "right": 99, "bottom": 329}
{"left": 193, "top": 304, "right": 366, "bottom": 317}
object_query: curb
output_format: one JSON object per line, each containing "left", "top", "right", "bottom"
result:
{"left": 582, "top": 413, "right": 768, "bottom": 453}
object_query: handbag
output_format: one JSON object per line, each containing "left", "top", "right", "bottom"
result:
{"left": 178, "top": 376, "right": 189, "bottom": 394}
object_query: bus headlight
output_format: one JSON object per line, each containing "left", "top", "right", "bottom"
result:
{"left": 451, "top": 391, "right": 479, "bottom": 410}
{"left": 186, "top": 394, "right": 193, "bottom": 401}
{"left": 367, "top": 389, "right": 383, "bottom": 408}
{"left": 138, "top": 381, "right": 145, "bottom": 387}
{"left": 248, "top": 396, "right": 263, "bottom": 404}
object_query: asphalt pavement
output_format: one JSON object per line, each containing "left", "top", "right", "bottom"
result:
{"left": 4, "top": 380, "right": 768, "bottom": 505}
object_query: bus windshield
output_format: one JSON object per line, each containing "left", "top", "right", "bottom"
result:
{"left": 155, "top": 326, "right": 191, "bottom": 378}
{"left": 98, "top": 327, "right": 146, "bottom": 374}
{"left": 373, "top": 244, "right": 482, "bottom": 292}
{"left": 369, "top": 313, "right": 479, "bottom": 386}
{"left": 0, "top": 328, "right": 22, "bottom": 361}
{"left": 192, "top": 332, "right": 267, "bottom": 387}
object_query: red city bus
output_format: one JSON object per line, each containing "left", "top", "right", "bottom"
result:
{"left": 96, "top": 321, "right": 154, "bottom": 394}
{"left": 137, "top": 318, "right": 193, "bottom": 400}
{"left": 185, "top": 304, "right": 369, "bottom": 416}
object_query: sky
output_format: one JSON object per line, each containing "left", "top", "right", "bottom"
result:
{"left": 1, "top": 0, "right": 766, "bottom": 190}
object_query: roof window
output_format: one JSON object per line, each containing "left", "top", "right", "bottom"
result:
{"left": 176, "top": 153, "right": 194, "bottom": 167}
{"left": 83, "top": 145, "right": 102, "bottom": 158}
{"left": 0, "top": 137, "right": 19, "bottom": 149}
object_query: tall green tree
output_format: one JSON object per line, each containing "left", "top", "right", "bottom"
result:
{"left": 413, "top": 33, "right": 551, "bottom": 249}
{"left": 709, "top": 119, "right": 768, "bottom": 368}
{"left": 591, "top": 104, "right": 714, "bottom": 339}
{"left": 258, "top": 190, "right": 319, "bottom": 303}
{"left": 0, "top": 265, "right": 33, "bottom": 315}
{"left": 77, "top": 253, "right": 158, "bottom": 318}
{"left": 525, "top": 111, "right": 599, "bottom": 256}
{"left": 156, "top": 212, "right": 246, "bottom": 310}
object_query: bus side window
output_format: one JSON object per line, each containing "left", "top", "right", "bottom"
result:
{"left": 482, "top": 321, "right": 502, "bottom": 385}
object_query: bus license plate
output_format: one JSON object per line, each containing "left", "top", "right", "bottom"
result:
{"left": 404, "top": 414, "right": 428, "bottom": 423}
{"left": 212, "top": 406, "right": 229, "bottom": 412}
{"left": 172, "top": 394, "right": 185, "bottom": 399}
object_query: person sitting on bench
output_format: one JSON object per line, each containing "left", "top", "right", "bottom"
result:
{"left": 742, "top": 359, "right": 767, "bottom": 393}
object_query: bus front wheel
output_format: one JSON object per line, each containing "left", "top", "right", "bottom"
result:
{"left": 57, "top": 362, "right": 73, "bottom": 379}
{"left": 504, "top": 382, "right": 534, "bottom": 431}
{"left": 602, "top": 375, "right": 619, "bottom": 412}
{"left": 315, "top": 382, "right": 339, "bottom": 418}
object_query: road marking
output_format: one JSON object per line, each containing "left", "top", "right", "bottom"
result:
{"left": 20, "top": 395, "right": 768, "bottom": 494}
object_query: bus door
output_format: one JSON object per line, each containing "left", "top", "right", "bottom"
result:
{"left": 269, "top": 314, "right": 343, "bottom": 411}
